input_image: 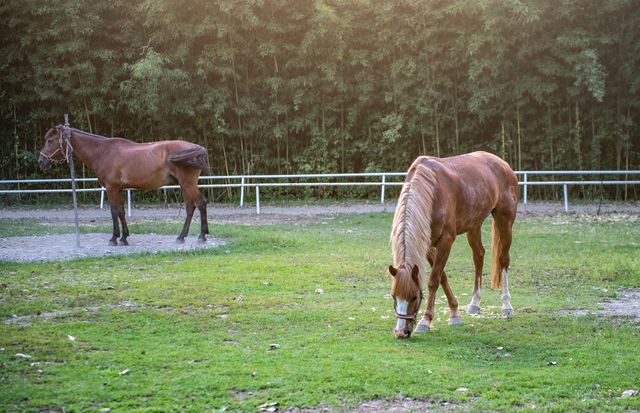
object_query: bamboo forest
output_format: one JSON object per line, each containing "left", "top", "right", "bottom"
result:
{"left": 1, "top": 0, "right": 638, "bottom": 200}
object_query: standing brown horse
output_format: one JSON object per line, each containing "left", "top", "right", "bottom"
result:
{"left": 38, "top": 124, "right": 210, "bottom": 246}
{"left": 389, "top": 151, "right": 518, "bottom": 338}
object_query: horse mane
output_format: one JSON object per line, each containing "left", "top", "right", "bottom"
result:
{"left": 68, "top": 127, "right": 111, "bottom": 140}
{"left": 390, "top": 160, "right": 437, "bottom": 292}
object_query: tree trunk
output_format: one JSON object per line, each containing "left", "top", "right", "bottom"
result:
{"left": 434, "top": 112, "right": 440, "bottom": 157}
{"left": 454, "top": 80, "right": 460, "bottom": 154}
{"left": 341, "top": 103, "right": 345, "bottom": 173}
{"left": 420, "top": 119, "right": 426, "bottom": 155}
{"left": 516, "top": 105, "right": 522, "bottom": 171}
{"left": 321, "top": 92, "right": 325, "bottom": 139}
{"left": 501, "top": 121, "right": 506, "bottom": 161}
{"left": 221, "top": 135, "right": 232, "bottom": 200}
{"left": 285, "top": 110, "right": 290, "bottom": 172}
{"left": 228, "top": 14, "right": 245, "bottom": 175}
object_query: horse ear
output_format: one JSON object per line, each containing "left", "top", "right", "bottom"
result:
{"left": 388, "top": 265, "right": 398, "bottom": 277}
{"left": 411, "top": 265, "right": 420, "bottom": 283}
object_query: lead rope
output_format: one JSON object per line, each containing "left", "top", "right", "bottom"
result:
{"left": 64, "top": 114, "right": 81, "bottom": 249}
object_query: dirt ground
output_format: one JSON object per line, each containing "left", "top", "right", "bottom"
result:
{"left": 1, "top": 199, "right": 640, "bottom": 224}
{"left": 0, "top": 200, "right": 639, "bottom": 263}
{"left": 0, "top": 203, "right": 388, "bottom": 262}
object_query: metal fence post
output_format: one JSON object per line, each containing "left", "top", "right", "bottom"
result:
{"left": 256, "top": 185, "right": 260, "bottom": 215}
{"left": 100, "top": 189, "right": 105, "bottom": 209}
{"left": 127, "top": 189, "right": 132, "bottom": 217}
{"left": 380, "top": 174, "right": 386, "bottom": 204}
{"left": 523, "top": 173, "right": 528, "bottom": 205}
{"left": 64, "top": 115, "right": 81, "bottom": 249}
{"left": 563, "top": 184, "right": 569, "bottom": 212}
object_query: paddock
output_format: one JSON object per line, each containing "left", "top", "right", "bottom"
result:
{"left": 1, "top": 202, "right": 639, "bottom": 411}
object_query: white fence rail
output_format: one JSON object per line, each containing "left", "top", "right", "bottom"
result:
{"left": 1, "top": 171, "right": 639, "bottom": 215}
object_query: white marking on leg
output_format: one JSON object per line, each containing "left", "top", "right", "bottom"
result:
{"left": 470, "top": 288, "right": 481, "bottom": 307}
{"left": 501, "top": 269, "right": 514, "bottom": 317}
{"left": 467, "top": 287, "right": 482, "bottom": 315}
{"left": 395, "top": 299, "right": 408, "bottom": 332}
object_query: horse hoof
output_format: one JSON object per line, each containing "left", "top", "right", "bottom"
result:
{"left": 108, "top": 240, "right": 117, "bottom": 246}
{"left": 197, "top": 237, "right": 206, "bottom": 244}
{"left": 119, "top": 240, "right": 129, "bottom": 246}
{"left": 176, "top": 238, "right": 185, "bottom": 244}
{"left": 414, "top": 320, "right": 430, "bottom": 334}
{"left": 502, "top": 308, "right": 515, "bottom": 318}
{"left": 448, "top": 316, "right": 463, "bottom": 326}
{"left": 467, "top": 304, "right": 481, "bottom": 315}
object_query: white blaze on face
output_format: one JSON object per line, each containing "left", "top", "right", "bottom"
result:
{"left": 395, "top": 298, "right": 409, "bottom": 331}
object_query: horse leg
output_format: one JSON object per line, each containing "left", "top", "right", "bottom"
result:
{"left": 118, "top": 201, "right": 130, "bottom": 246}
{"left": 425, "top": 248, "right": 462, "bottom": 325}
{"left": 415, "top": 251, "right": 435, "bottom": 333}
{"left": 440, "top": 271, "right": 462, "bottom": 326}
{"left": 492, "top": 211, "right": 516, "bottom": 318}
{"left": 177, "top": 200, "right": 195, "bottom": 243}
{"left": 466, "top": 226, "right": 485, "bottom": 315}
{"left": 107, "top": 189, "right": 122, "bottom": 246}
{"left": 197, "top": 195, "right": 208, "bottom": 243}
{"left": 415, "top": 235, "right": 454, "bottom": 334}
{"left": 177, "top": 184, "right": 199, "bottom": 243}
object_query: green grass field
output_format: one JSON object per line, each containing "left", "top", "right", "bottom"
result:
{"left": 1, "top": 211, "right": 639, "bottom": 412}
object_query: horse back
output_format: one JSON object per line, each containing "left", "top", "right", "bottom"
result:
{"left": 412, "top": 151, "right": 517, "bottom": 235}
{"left": 102, "top": 139, "right": 206, "bottom": 189}
{"left": 417, "top": 151, "right": 516, "bottom": 193}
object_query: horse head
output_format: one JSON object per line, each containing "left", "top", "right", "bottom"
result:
{"left": 389, "top": 264, "right": 423, "bottom": 339}
{"left": 38, "top": 124, "right": 70, "bottom": 170}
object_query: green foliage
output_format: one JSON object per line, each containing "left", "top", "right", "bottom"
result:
{"left": 1, "top": 0, "right": 638, "bottom": 199}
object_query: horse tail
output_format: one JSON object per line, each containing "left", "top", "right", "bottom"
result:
{"left": 169, "top": 146, "right": 209, "bottom": 173}
{"left": 491, "top": 164, "right": 518, "bottom": 289}
{"left": 490, "top": 220, "right": 503, "bottom": 289}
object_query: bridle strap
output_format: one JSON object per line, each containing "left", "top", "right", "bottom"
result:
{"left": 395, "top": 313, "right": 418, "bottom": 321}
{"left": 39, "top": 127, "right": 73, "bottom": 164}
{"left": 394, "top": 290, "right": 424, "bottom": 322}
{"left": 62, "top": 126, "right": 73, "bottom": 161}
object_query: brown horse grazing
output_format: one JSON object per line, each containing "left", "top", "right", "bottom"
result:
{"left": 389, "top": 151, "right": 518, "bottom": 339}
{"left": 38, "top": 125, "right": 210, "bottom": 246}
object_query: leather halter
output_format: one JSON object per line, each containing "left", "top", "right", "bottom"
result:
{"left": 40, "top": 126, "right": 73, "bottom": 164}
{"left": 394, "top": 289, "right": 424, "bottom": 322}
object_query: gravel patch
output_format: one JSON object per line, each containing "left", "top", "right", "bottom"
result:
{"left": 517, "top": 201, "right": 640, "bottom": 216}
{"left": 558, "top": 289, "right": 640, "bottom": 322}
{"left": 0, "top": 203, "right": 393, "bottom": 225}
{"left": 3, "top": 301, "right": 147, "bottom": 326}
{"left": 1, "top": 200, "right": 638, "bottom": 223}
{"left": 282, "top": 397, "right": 463, "bottom": 412}
{"left": 0, "top": 233, "right": 224, "bottom": 263}
{"left": 602, "top": 289, "right": 640, "bottom": 319}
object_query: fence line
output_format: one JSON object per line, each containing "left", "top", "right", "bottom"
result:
{"left": 1, "top": 171, "right": 639, "bottom": 215}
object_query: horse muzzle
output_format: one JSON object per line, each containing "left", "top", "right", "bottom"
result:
{"left": 394, "top": 314, "right": 416, "bottom": 339}
{"left": 38, "top": 156, "right": 51, "bottom": 170}
{"left": 394, "top": 327, "right": 412, "bottom": 339}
